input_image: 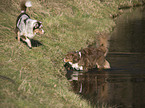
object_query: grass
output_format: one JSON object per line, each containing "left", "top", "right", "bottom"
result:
{"left": 0, "top": 0, "right": 144, "bottom": 107}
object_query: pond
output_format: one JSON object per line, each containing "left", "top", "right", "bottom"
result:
{"left": 66, "top": 7, "right": 145, "bottom": 108}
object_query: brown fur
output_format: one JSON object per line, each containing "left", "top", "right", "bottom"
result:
{"left": 34, "top": 29, "right": 44, "bottom": 35}
{"left": 64, "top": 34, "right": 111, "bottom": 71}
{"left": 64, "top": 46, "right": 110, "bottom": 71}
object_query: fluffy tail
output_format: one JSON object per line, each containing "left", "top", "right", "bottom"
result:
{"left": 20, "top": 0, "right": 32, "bottom": 13}
{"left": 97, "top": 33, "right": 110, "bottom": 56}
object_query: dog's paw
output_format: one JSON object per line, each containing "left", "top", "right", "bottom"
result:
{"left": 29, "top": 47, "right": 32, "bottom": 49}
{"left": 104, "top": 60, "right": 111, "bottom": 69}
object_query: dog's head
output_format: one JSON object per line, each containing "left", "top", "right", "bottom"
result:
{"left": 33, "top": 21, "right": 44, "bottom": 35}
{"left": 64, "top": 52, "right": 81, "bottom": 63}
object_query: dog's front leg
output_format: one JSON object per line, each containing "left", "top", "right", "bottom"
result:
{"left": 17, "top": 31, "right": 20, "bottom": 42}
{"left": 96, "top": 62, "right": 100, "bottom": 68}
{"left": 24, "top": 37, "right": 32, "bottom": 49}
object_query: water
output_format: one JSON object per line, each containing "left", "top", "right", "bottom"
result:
{"left": 110, "top": 7, "right": 145, "bottom": 53}
{"left": 66, "top": 7, "right": 145, "bottom": 108}
{"left": 66, "top": 53, "right": 145, "bottom": 108}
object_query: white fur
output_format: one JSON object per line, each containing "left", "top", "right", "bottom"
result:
{"left": 96, "top": 60, "right": 111, "bottom": 69}
{"left": 21, "top": 10, "right": 25, "bottom": 13}
{"left": 96, "top": 63, "right": 100, "bottom": 68}
{"left": 25, "top": 38, "right": 31, "bottom": 48}
{"left": 104, "top": 60, "right": 111, "bottom": 69}
{"left": 17, "top": 16, "right": 37, "bottom": 38}
{"left": 69, "top": 62, "right": 83, "bottom": 70}
{"left": 41, "top": 29, "right": 45, "bottom": 34}
{"left": 79, "top": 52, "right": 81, "bottom": 57}
{"left": 25, "top": 1, "right": 32, "bottom": 7}
{"left": 79, "top": 83, "right": 83, "bottom": 93}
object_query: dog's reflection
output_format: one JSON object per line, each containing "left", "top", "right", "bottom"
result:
{"left": 65, "top": 66, "right": 109, "bottom": 98}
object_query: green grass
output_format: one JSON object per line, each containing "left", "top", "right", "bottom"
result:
{"left": 0, "top": 0, "right": 144, "bottom": 107}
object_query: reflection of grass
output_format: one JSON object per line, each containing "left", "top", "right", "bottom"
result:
{"left": 0, "top": 0, "right": 143, "bottom": 107}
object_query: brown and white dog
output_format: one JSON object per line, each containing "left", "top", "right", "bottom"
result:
{"left": 64, "top": 36, "right": 111, "bottom": 71}
{"left": 15, "top": 0, "right": 44, "bottom": 48}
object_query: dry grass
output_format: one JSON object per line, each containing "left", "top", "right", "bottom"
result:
{"left": 0, "top": 0, "right": 144, "bottom": 107}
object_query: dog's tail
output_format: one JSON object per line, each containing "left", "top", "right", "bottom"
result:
{"left": 20, "top": 0, "right": 32, "bottom": 13}
{"left": 97, "top": 33, "right": 110, "bottom": 56}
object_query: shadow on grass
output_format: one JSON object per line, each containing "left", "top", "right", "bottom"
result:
{"left": 31, "top": 39, "right": 43, "bottom": 47}
{"left": 15, "top": 37, "right": 43, "bottom": 48}
{"left": 0, "top": 75, "right": 15, "bottom": 84}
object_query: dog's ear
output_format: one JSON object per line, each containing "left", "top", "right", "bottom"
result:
{"left": 65, "top": 53, "right": 72, "bottom": 59}
{"left": 34, "top": 21, "right": 43, "bottom": 29}
{"left": 72, "top": 53, "right": 80, "bottom": 63}
{"left": 37, "top": 21, "right": 43, "bottom": 28}
{"left": 34, "top": 23, "right": 39, "bottom": 29}
{"left": 80, "top": 49, "right": 85, "bottom": 55}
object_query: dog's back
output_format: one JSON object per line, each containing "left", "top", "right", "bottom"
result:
{"left": 64, "top": 45, "right": 110, "bottom": 71}
{"left": 16, "top": 13, "right": 30, "bottom": 32}
{"left": 15, "top": 0, "right": 32, "bottom": 33}
{"left": 79, "top": 33, "right": 111, "bottom": 69}
{"left": 78, "top": 46, "right": 105, "bottom": 70}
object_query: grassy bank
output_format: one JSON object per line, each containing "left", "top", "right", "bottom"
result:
{"left": 0, "top": 0, "right": 144, "bottom": 107}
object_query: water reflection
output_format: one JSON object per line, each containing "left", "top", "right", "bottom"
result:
{"left": 66, "top": 63, "right": 145, "bottom": 108}
{"left": 110, "top": 7, "right": 145, "bottom": 53}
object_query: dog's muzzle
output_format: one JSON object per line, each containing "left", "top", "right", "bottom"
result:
{"left": 40, "top": 29, "right": 44, "bottom": 34}
{"left": 34, "top": 28, "right": 44, "bottom": 35}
